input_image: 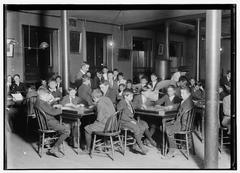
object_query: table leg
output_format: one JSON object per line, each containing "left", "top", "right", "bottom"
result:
{"left": 202, "top": 110, "right": 205, "bottom": 142}
{"left": 77, "top": 118, "right": 80, "bottom": 155}
{"left": 60, "top": 116, "right": 62, "bottom": 125}
{"left": 162, "top": 119, "right": 166, "bottom": 156}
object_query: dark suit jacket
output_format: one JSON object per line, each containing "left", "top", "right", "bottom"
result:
{"left": 132, "top": 94, "right": 155, "bottom": 109}
{"left": 92, "top": 76, "right": 103, "bottom": 89}
{"left": 35, "top": 98, "right": 62, "bottom": 122}
{"left": 75, "top": 71, "right": 84, "bottom": 88}
{"left": 95, "top": 96, "right": 116, "bottom": 125}
{"left": 10, "top": 82, "right": 27, "bottom": 96}
{"left": 166, "top": 95, "right": 193, "bottom": 135}
{"left": 105, "top": 87, "right": 118, "bottom": 105}
{"left": 117, "top": 99, "right": 135, "bottom": 122}
{"left": 155, "top": 94, "right": 182, "bottom": 110}
{"left": 77, "top": 84, "right": 93, "bottom": 106}
{"left": 175, "top": 96, "right": 194, "bottom": 131}
{"left": 49, "top": 89, "right": 62, "bottom": 99}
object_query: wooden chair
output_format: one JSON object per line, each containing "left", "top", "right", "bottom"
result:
{"left": 218, "top": 102, "right": 231, "bottom": 153}
{"left": 173, "top": 108, "right": 196, "bottom": 160}
{"left": 90, "top": 111, "right": 124, "bottom": 160}
{"left": 25, "top": 96, "right": 37, "bottom": 136}
{"left": 34, "top": 106, "right": 64, "bottom": 158}
{"left": 121, "top": 128, "right": 137, "bottom": 155}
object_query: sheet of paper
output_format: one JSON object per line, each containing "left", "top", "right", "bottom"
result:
{"left": 11, "top": 93, "right": 23, "bottom": 101}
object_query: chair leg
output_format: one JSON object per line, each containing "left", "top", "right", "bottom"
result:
{"left": 40, "top": 133, "right": 45, "bottom": 158}
{"left": 90, "top": 134, "right": 96, "bottom": 158}
{"left": 38, "top": 133, "right": 41, "bottom": 157}
{"left": 110, "top": 136, "right": 115, "bottom": 160}
{"left": 124, "top": 130, "right": 127, "bottom": 155}
{"left": 117, "top": 135, "right": 124, "bottom": 155}
{"left": 26, "top": 116, "right": 29, "bottom": 136}
{"left": 220, "top": 128, "right": 223, "bottom": 153}
{"left": 191, "top": 133, "right": 196, "bottom": 155}
{"left": 186, "top": 134, "right": 189, "bottom": 159}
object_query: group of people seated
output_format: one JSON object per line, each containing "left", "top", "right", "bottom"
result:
{"left": 6, "top": 62, "right": 231, "bottom": 159}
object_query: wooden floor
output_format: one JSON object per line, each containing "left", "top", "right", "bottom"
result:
{"left": 5, "top": 130, "right": 231, "bottom": 169}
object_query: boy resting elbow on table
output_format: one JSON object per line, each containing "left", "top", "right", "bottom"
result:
{"left": 155, "top": 85, "right": 182, "bottom": 111}
{"left": 35, "top": 88, "right": 70, "bottom": 158}
{"left": 117, "top": 89, "right": 157, "bottom": 155}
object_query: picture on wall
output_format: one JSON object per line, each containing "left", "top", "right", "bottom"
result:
{"left": 7, "top": 39, "right": 14, "bottom": 57}
{"left": 158, "top": 43, "right": 164, "bottom": 55}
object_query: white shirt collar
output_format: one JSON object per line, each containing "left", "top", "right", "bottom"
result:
{"left": 80, "top": 69, "right": 85, "bottom": 74}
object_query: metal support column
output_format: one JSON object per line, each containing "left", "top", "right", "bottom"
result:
{"left": 61, "top": 10, "right": 69, "bottom": 93}
{"left": 82, "top": 20, "right": 87, "bottom": 62}
{"left": 204, "top": 10, "right": 222, "bottom": 169}
{"left": 196, "top": 18, "right": 200, "bottom": 81}
{"left": 165, "top": 22, "right": 169, "bottom": 60}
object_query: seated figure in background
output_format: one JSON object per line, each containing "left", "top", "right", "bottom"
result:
{"left": 220, "top": 70, "right": 231, "bottom": 94}
{"left": 117, "top": 83, "right": 126, "bottom": 101}
{"left": 126, "top": 79, "right": 134, "bottom": 92}
{"left": 92, "top": 70, "right": 104, "bottom": 89}
{"left": 102, "top": 66, "right": 109, "bottom": 81}
{"left": 189, "top": 78, "right": 196, "bottom": 89}
{"left": 113, "top": 68, "right": 119, "bottom": 81}
{"left": 191, "top": 81, "right": 205, "bottom": 100}
{"left": 117, "top": 89, "right": 157, "bottom": 155}
{"left": 164, "top": 86, "right": 193, "bottom": 159}
{"left": 155, "top": 85, "right": 182, "bottom": 111}
{"left": 219, "top": 85, "right": 228, "bottom": 101}
{"left": 222, "top": 94, "right": 231, "bottom": 134}
{"left": 117, "top": 72, "right": 127, "bottom": 86}
{"left": 133, "top": 76, "right": 149, "bottom": 93}
{"left": 148, "top": 73, "right": 160, "bottom": 92}
{"left": 10, "top": 74, "right": 27, "bottom": 97}
{"left": 99, "top": 80, "right": 118, "bottom": 106}
{"left": 35, "top": 88, "right": 70, "bottom": 158}
{"left": 84, "top": 89, "right": 116, "bottom": 153}
{"left": 6, "top": 75, "right": 13, "bottom": 95}
{"left": 39, "top": 79, "right": 48, "bottom": 90}
{"left": 55, "top": 75, "right": 63, "bottom": 93}
{"left": 48, "top": 79, "right": 62, "bottom": 104}
{"left": 77, "top": 75, "right": 94, "bottom": 107}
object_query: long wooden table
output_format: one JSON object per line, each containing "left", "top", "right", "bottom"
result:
{"left": 135, "top": 108, "right": 178, "bottom": 156}
{"left": 59, "top": 107, "right": 95, "bottom": 154}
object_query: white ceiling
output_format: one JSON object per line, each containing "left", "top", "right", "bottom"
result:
{"left": 69, "top": 10, "right": 206, "bottom": 25}
{"left": 20, "top": 10, "right": 207, "bottom": 25}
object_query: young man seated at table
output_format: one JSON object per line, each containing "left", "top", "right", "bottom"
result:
{"left": 164, "top": 86, "right": 193, "bottom": 159}
{"left": 133, "top": 76, "right": 149, "bottom": 93}
{"left": 132, "top": 88, "right": 157, "bottom": 147}
{"left": 48, "top": 79, "right": 62, "bottom": 104}
{"left": 36, "top": 88, "right": 70, "bottom": 158}
{"left": 10, "top": 74, "right": 27, "bottom": 97}
{"left": 60, "top": 86, "right": 82, "bottom": 148}
{"left": 78, "top": 74, "right": 94, "bottom": 107}
{"left": 117, "top": 89, "right": 157, "bottom": 155}
{"left": 84, "top": 89, "right": 116, "bottom": 153}
{"left": 61, "top": 86, "right": 82, "bottom": 108}
{"left": 99, "top": 80, "right": 118, "bottom": 106}
{"left": 155, "top": 85, "right": 182, "bottom": 111}
{"left": 148, "top": 73, "right": 159, "bottom": 92}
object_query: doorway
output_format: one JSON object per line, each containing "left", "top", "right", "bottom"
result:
{"left": 86, "top": 32, "right": 109, "bottom": 74}
{"left": 23, "top": 25, "right": 57, "bottom": 84}
{"left": 132, "top": 37, "right": 152, "bottom": 83}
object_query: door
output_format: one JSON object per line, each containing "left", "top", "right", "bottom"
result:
{"left": 86, "top": 32, "right": 108, "bottom": 74}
